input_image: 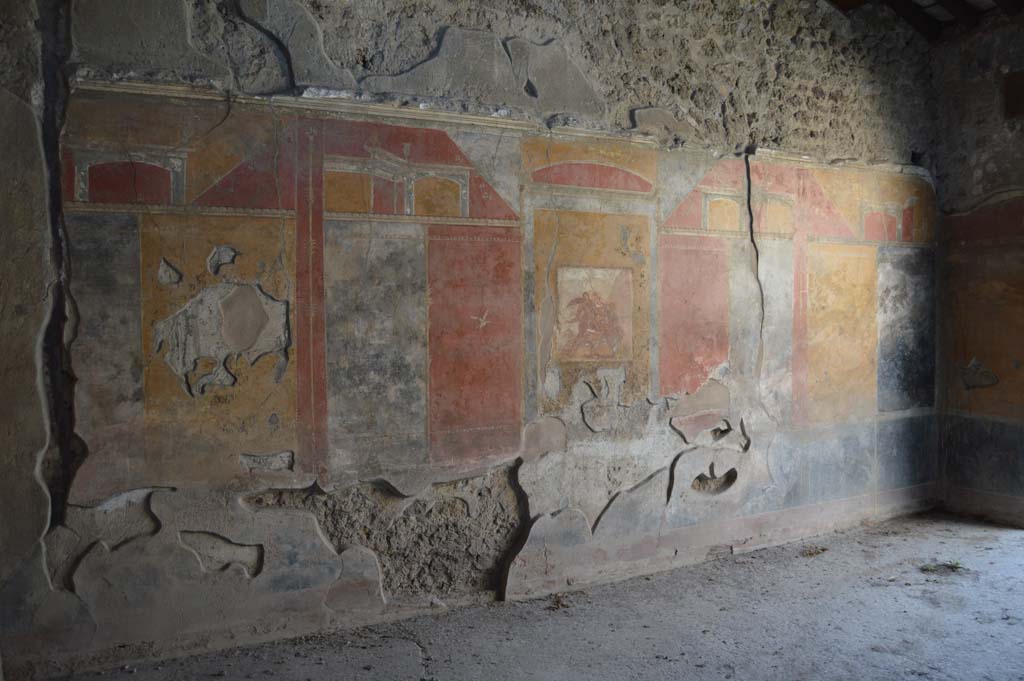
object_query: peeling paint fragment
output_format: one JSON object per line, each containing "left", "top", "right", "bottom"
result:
{"left": 207, "top": 244, "right": 239, "bottom": 275}
{"left": 220, "top": 285, "right": 270, "bottom": 352}
{"left": 521, "top": 417, "right": 567, "bottom": 461}
{"left": 691, "top": 463, "right": 738, "bottom": 495}
{"left": 326, "top": 546, "right": 385, "bottom": 614}
{"left": 669, "top": 378, "right": 731, "bottom": 438}
{"left": 671, "top": 418, "right": 750, "bottom": 452}
{"left": 239, "top": 450, "right": 295, "bottom": 472}
{"left": 579, "top": 369, "right": 657, "bottom": 436}
{"left": 158, "top": 257, "right": 182, "bottom": 286}
{"left": 245, "top": 466, "right": 525, "bottom": 596}
{"left": 179, "top": 530, "right": 264, "bottom": 577}
{"left": 961, "top": 357, "right": 999, "bottom": 390}
{"left": 44, "top": 488, "right": 168, "bottom": 590}
{"left": 152, "top": 283, "right": 289, "bottom": 396}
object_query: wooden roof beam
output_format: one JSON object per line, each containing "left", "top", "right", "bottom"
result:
{"left": 884, "top": 0, "right": 944, "bottom": 42}
{"left": 824, "top": 0, "right": 871, "bottom": 12}
{"left": 935, "top": 0, "right": 982, "bottom": 25}
{"left": 993, "top": 0, "right": 1024, "bottom": 15}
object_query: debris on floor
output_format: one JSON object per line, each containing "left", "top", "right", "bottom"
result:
{"left": 920, "top": 560, "right": 966, "bottom": 574}
{"left": 800, "top": 545, "right": 829, "bottom": 557}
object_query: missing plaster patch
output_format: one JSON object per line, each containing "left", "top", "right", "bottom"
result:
{"left": 45, "top": 487, "right": 171, "bottom": 590}
{"left": 245, "top": 466, "right": 526, "bottom": 596}
{"left": 158, "top": 257, "right": 182, "bottom": 286}
{"left": 207, "top": 244, "right": 238, "bottom": 275}
{"left": 961, "top": 357, "right": 998, "bottom": 391}
{"left": 152, "top": 283, "right": 289, "bottom": 396}
{"left": 691, "top": 463, "right": 738, "bottom": 495}
{"left": 239, "top": 450, "right": 294, "bottom": 472}
{"left": 220, "top": 284, "right": 270, "bottom": 352}
{"left": 179, "top": 530, "right": 264, "bottom": 577}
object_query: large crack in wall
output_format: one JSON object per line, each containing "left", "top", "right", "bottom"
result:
{"left": 36, "top": 0, "right": 83, "bottom": 529}
{"left": 246, "top": 464, "right": 528, "bottom": 597}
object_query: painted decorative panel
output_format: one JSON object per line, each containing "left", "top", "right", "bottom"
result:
{"left": 658, "top": 234, "right": 730, "bottom": 396}
{"left": 805, "top": 243, "right": 878, "bottom": 424}
{"left": 532, "top": 209, "right": 651, "bottom": 413}
{"left": 427, "top": 224, "right": 523, "bottom": 462}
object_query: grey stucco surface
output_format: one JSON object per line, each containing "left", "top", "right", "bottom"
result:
{"left": 932, "top": 13, "right": 1024, "bottom": 212}
{"left": 943, "top": 414, "right": 1024, "bottom": 498}
{"left": 48, "top": 514, "right": 1024, "bottom": 681}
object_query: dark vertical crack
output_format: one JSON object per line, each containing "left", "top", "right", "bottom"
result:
{"left": 496, "top": 458, "right": 532, "bottom": 601}
{"left": 229, "top": 0, "right": 299, "bottom": 95}
{"left": 37, "top": 0, "right": 84, "bottom": 527}
{"left": 743, "top": 149, "right": 767, "bottom": 380}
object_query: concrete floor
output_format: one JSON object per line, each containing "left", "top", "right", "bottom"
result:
{"left": 74, "top": 513, "right": 1024, "bottom": 681}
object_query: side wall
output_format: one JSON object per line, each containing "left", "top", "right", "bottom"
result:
{"left": 933, "top": 14, "right": 1024, "bottom": 525}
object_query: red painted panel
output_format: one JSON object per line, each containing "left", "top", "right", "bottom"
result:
{"left": 944, "top": 195, "right": 1024, "bottom": 242}
{"left": 323, "top": 120, "right": 472, "bottom": 167}
{"left": 750, "top": 160, "right": 799, "bottom": 196}
{"left": 428, "top": 224, "right": 523, "bottom": 462}
{"left": 532, "top": 162, "right": 653, "bottom": 193}
{"left": 658, "top": 234, "right": 730, "bottom": 396}
{"left": 371, "top": 176, "right": 403, "bottom": 214}
{"left": 469, "top": 173, "right": 517, "bottom": 220}
{"left": 88, "top": 161, "right": 171, "bottom": 205}
{"left": 663, "top": 158, "right": 748, "bottom": 230}
{"left": 796, "top": 170, "right": 857, "bottom": 240}
{"left": 663, "top": 190, "right": 703, "bottom": 230}
{"left": 901, "top": 205, "right": 915, "bottom": 242}
{"left": 864, "top": 210, "right": 899, "bottom": 242}
{"left": 195, "top": 149, "right": 294, "bottom": 210}
{"left": 195, "top": 124, "right": 296, "bottom": 210}
{"left": 696, "top": 159, "right": 746, "bottom": 193}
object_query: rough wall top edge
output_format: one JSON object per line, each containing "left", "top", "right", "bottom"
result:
{"left": 70, "top": 79, "right": 938, "bottom": 181}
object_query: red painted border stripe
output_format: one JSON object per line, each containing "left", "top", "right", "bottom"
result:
{"left": 295, "top": 122, "right": 313, "bottom": 470}
{"left": 309, "top": 123, "right": 329, "bottom": 469}
{"left": 791, "top": 231, "right": 809, "bottom": 426}
{"left": 295, "top": 119, "right": 329, "bottom": 481}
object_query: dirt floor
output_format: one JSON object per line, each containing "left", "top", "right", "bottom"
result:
{"left": 69, "top": 512, "right": 1024, "bottom": 681}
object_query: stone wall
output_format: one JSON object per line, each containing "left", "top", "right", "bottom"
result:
{"left": 932, "top": 13, "right": 1024, "bottom": 212}
{"left": 0, "top": 1, "right": 949, "bottom": 678}
{"left": 66, "top": 0, "right": 934, "bottom": 163}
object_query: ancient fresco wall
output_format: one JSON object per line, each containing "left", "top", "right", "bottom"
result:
{"left": 0, "top": 84, "right": 939, "bottom": 677}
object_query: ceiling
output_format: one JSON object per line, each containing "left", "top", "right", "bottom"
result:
{"left": 829, "top": 0, "right": 1022, "bottom": 41}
